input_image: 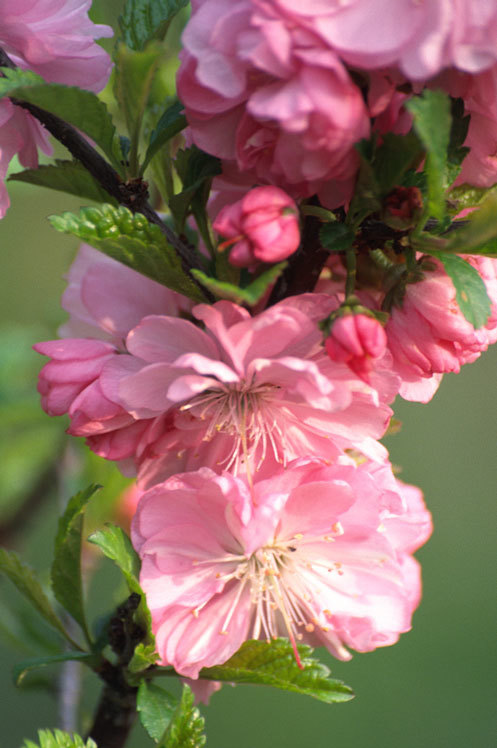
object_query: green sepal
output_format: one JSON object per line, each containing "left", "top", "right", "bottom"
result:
{"left": 191, "top": 262, "right": 287, "bottom": 306}
{"left": 319, "top": 222, "right": 355, "bottom": 253}
{"left": 13, "top": 652, "right": 96, "bottom": 687}
{"left": 51, "top": 485, "right": 101, "bottom": 643}
{"left": 8, "top": 160, "right": 118, "bottom": 204}
{"left": 49, "top": 204, "right": 206, "bottom": 302}
{"left": 137, "top": 681, "right": 178, "bottom": 742}
{"left": 199, "top": 639, "right": 354, "bottom": 704}
{"left": 119, "top": 0, "right": 189, "bottom": 51}
{"left": 437, "top": 253, "right": 492, "bottom": 328}
{"left": 0, "top": 69, "right": 123, "bottom": 172}
{"left": 158, "top": 684, "right": 206, "bottom": 748}
{"left": 21, "top": 729, "right": 97, "bottom": 748}
{"left": 142, "top": 99, "right": 187, "bottom": 174}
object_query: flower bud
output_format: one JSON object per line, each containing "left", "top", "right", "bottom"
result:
{"left": 213, "top": 186, "right": 300, "bottom": 267}
{"left": 325, "top": 313, "right": 387, "bottom": 382}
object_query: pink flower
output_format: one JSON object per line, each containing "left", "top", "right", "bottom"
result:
{"left": 35, "top": 244, "right": 190, "bottom": 461}
{"left": 213, "top": 186, "right": 300, "bottom": 267}
{"left": 177, "top": 0, "right": 369, "bottom": 207}
{"left": 131, "top": 458, "right": 432, "bottom": 678}
{"left": 0, "top": 0, "right": 113, "bottom": 216}
{"left": 102, "top": 295, "right": 393, "bottom": 487}
{"left": 325, "top": 314, "right": 387, "bottom": 384}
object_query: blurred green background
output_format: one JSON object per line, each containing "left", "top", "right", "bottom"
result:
{"left": 0, "top": 1, "right": 496, "bottom": 746}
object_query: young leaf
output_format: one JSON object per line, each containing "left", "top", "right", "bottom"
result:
{"left": 199, "top": 639, "right": 354, "bottom": 704}
{"left": 128, "top": 642, "right": 160, "bottom": 673}
{"left": 374, "top": 131, "right": 424, "bottom": 196}
{"left": 159, "top": 684, "right": 206, "bottom": 748}
{"left": 137, "top": 681, "right": 178, "bottom": 742}
{"left": 142, "top": 99, "right": 187, "bottom": 173}
{"left": 119, "top": 0, "right": 189, "bottom": 51}
{"left": 51, "top": 485, "right": 100, "bottom": 643}
{"left": 49, "top": 204, "right": 206, "bottom": 302}
{"left": 9, "top": 160, "right": 117, "bottom": 204}
{"left": 407, "top": 90, "right": 451, "bottom": 220}
{"left": 444, "top": 195, "right": 497, "bottom": 256}
{"left": 170, "top": 147, "right": 222, "bottom": 231}
{"left": 22, "top": 729, "right": 97, "bottom": 748}
{"left": 13, "top": 652, "right": 95, "bottom": 687}
{"left": 437, "top": 253, "right": 492, "bottom": 328}
{"left": 0, "top": 548, "right": 70, "bottom": 644}
{"left": 319, "top": 222, "right": 355, "bottom": 253}
{"left": 0, "top": 69, "right": 122, "bottom": 171}
{"left": 191, "top": 262, "right": 287, "bottom": 306}
{"left": 347, "top": 139, "right": 382, "bottom": 228}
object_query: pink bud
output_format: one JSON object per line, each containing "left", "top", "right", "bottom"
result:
{"left": 213, "top": 186, "right": 300, "bottom": 267}
{"left": 325, "top": 313, "right": 387, "bottom": 382}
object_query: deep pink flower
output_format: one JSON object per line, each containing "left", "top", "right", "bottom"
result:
{"left": 213, "top": 186, "right": 300, "bottom": 267}
{"left": 132, "top": 458, "right": 432, "bottom": 678}
{"left": 325, "top": 314, "right": 387, "bottom": 384}
{"left": 102, "top": 295, "right": 394, "bottom": 487}
{"left": 0, "top": 0, "right": 113, "bottom": 216}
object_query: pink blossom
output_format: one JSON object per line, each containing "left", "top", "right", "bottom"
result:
{"left": 213, "top": 186, "right": 300, "bottom": 267}
{"left": 131, "top": 458, "right": 432, "bottom": 678}
{"left": 102, "top": 295, "right": 394, "bottom": 487}
{"left": 177, "top": 0, "right": 370, "bottom": 207}
{"left": 325, "top": 314, "right": 387, "bottom": 384}
{"left": 0, "top": 0, "right": 112, "bottom": 216}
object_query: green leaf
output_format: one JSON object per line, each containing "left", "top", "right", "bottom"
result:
{"left": 142, "top": 99, "right": 187, "bottom": 173}
{"left": 200, "top": 639, "right": 354, "bottom": 705}
{"left": 9, "top": 160, "right": 117, "bottom": 204}
{"left": 407, "top": 90, "right": 451, "bottom": 220}
{"left": 159, "top": 684, "right": 206, "bottom": 748}
{"left": 347, "top": 139, "right": 382, "bottom": 228}
{"left": 444, "top": 195, "right": 497, "bottom": 256}
{"left": 49, "top": 203, "right": 206, "bottom": 302}
{"left": 437, "top": 253, "right": 492, "bottom": 328}
{"left": 170, "top": 147, "right": 222, "bottom": 231}
{"left": 21, "top": 729, "right": 97, "bottom": 748}
{"left": 128, "top": 642, "right": 160, "bottom": 673}
{"left": 119, "top": 0, "right": 189, "bottom": 51}
{"left": 0, "top": 69, "right": 122, "bottom": 171}
{"left": 51, "top": 485, "right": 100, "bottom": 642}
{"left": 137, "top": 681, "right": 178, "bottom": 742}
{"left": 13, "top": 652, "right": 95, "bottom": 687}
{"left": 319, "top": 222, "right": 354, "bottom": 253}
{"left": 191, "top": 262, "right": 287, "bottom": 306}
{"left": 88, "top": 524, "right": 153, "bottom": 637}
{"left": 445, "top": 97, "right": 470, "bottom": 187}
{"left": 374, "top": 132, "right": 424, "bottom": 196}
{"left": 0, "top": 548, "right": 69, "bottom": 643}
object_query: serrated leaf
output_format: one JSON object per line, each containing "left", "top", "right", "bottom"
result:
{"left": 170, "top": 147, "right": 222, "bottom": 231}
{"left": 191, "top": 262, "right": 287, "bottom": 306}
{"left": 142, "top": 99, "right": 187, "bottom": 173}
{"left": 0, "top": 69, "right": 122, "bottom": 171}
{"left": 159, "top": 685, "right": 206, "bottom": 748}
{"left": 9, "top": 160, "right": 117, "bottom": 204}
{"left": 49, "top": 203, "right": 206, "bottom": 302}
{"left": 0, "top": 548, "right": 69, "bottom": 643}
{"left": 119, "top": 0, "right": 189, "bottom": 51}
{"left": 21, "top": 729, "right": 97, "bottom": 748}
{"left": 200, "top": 639, "right": 354, "bottom": 705}
{"left": 128, "top": 642, "right": 160, "bottom": 673}
{"left": 437, "top": 253, "right": 491, "bottom": 328}
{"left": 51, "top": 485, "right": 100, "bottom": 642}
{"left": 407, "top": 90, "right": 451, "bottom": 220}
{"left": 374, "top": 132, "right": 424, "bottom": 196}
{"left": 138, "top": 681, "right": 178, "bottom": 742}
{"left": 13, "top": 652, "right": 95, "bottom": 687}
{"left": 319, "top": 222, "right": 354, "bottom": 253}
{"left": 88, "top": 524, "right": 153, "bottom": 637}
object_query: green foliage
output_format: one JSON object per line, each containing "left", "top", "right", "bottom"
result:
{"left": 407, "top": 90, "right": 451, "bottom": 220}
{"left": 0, "top": 549, "right": 70, "bottom": 645}
{"left": 445, "top": 97, "right": 470, "bottom": 187}
{"left": 448, "top": 183, "right": 497, "bottom": 215}
{"left": 191, "top": 262, "right": 287, "bottom": 306}
{"left": 128, "top": 642, "right": 160, "bottom": 673}
{"left": 22, "top": 729, "right": 97, "bottom": 748}
{"left": 13, "top": 652, "right": 95, "bottom": 687}
{"left": 319, "top": 222, "right": 355, "bottom": 253}
{"left": 137, "top": 681, "right": 178, "bottom": 742}
{"left": 444, "top": 195, "right": 497, "bottom": 256}
{"left": 0, "top": 69, "right": 123, "bottom": 172}
{"left": 9, "top": 160, "right": 117, "bottom": 204}
{"left": 159, "top": 684, "right": 206, "bottom": 748}
{"left": 49, "top": 204, "right": 206, "bottom": 301}
{"left": 437, "top": 253, "right": 491, "bottom": 328}
{"left": 200, "top": 639, "right": 354, "bottom": 704}
{"left": 170, "top": 147, "right": 222, "bottom": 231}
{"left": 346, "top": 139, "right": 381, "bottom": 228}
{"left": 51, "top": 485, "right": 100, "bottom": 642}
{"left": 119, "top": 0, "right": 189, "bottom": 50}
{"left": 142, "top": 99, "right": 187, "bottom": 173}
{"left": 373, "top": 132, "right": 424, "bottom": 196}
